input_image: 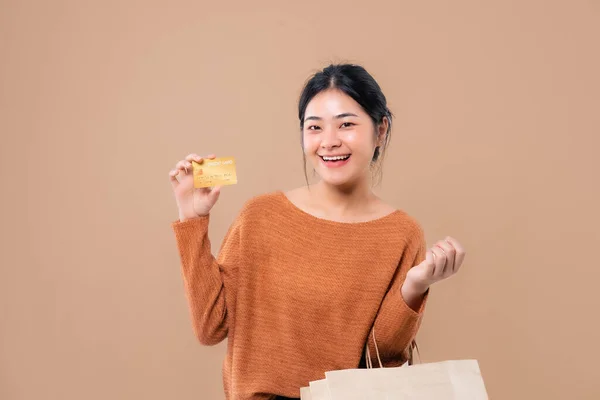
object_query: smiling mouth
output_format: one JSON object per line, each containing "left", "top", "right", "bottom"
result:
{"left": 319, "top": 154, "right": 351, "bottom": 162}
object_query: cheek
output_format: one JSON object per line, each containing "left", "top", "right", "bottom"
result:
{"left": 303, "top": 134, "right": 319, "bottom": 153}
{"left": 342, "top": 131, "right": 357, "bottom": 143}
{"left": 341, "top": 130, "right": 374, "bottom": 154}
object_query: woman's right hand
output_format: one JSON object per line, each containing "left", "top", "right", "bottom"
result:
{"left": 169, "top": 153, "right": 222, "bottom": 221}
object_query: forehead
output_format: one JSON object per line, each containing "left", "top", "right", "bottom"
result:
{"left": 305, "top": 89, "right": 365, "bottom": 116}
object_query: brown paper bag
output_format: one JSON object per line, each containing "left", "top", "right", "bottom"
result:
{"left": 300, "top": 331, "right": 488, "bottom": 399}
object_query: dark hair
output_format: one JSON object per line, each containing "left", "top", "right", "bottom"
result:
{"left": 298, "top": 63, "right": 393, "bottom": 185}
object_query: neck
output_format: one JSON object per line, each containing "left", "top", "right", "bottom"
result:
{"left": 310, "top": 179, "right": 375, "bottom": 216}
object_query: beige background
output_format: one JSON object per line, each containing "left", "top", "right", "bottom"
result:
{"left": 2, "top": 1, "right": 599, "bottom": 399}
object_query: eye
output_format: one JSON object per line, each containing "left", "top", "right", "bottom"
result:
{"left": 307, "top": 125, "right": 321, "bottom": 131}
{"left": 340, "top": 122, "right": 355, "bottom": 128}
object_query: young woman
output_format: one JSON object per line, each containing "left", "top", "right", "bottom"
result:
{"left": 168, "top": 64, "right": 465, "bottom": 400}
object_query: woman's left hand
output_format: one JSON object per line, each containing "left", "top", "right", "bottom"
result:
{"left": 405, "top": 236, "right": 466, "bottom": 293}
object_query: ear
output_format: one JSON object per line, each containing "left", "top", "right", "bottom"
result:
{"left": 376, "top": 116, "right": 389, "bottom": 146}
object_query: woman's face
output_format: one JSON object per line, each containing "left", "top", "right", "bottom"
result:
{"left": 302, "top": 89, "right": 386, "bottom": 188}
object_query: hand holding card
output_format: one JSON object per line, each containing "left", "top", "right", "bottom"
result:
{"left": 169, "top": 153, "right": 235, "bottom": 220}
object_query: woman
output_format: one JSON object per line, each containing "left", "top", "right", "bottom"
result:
{"left": 168, "top": 64, "right": 465, "bottom": 400}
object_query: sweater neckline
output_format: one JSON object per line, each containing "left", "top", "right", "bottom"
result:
{"left": 274, "top": 190, "right": 402, "bottom": 227}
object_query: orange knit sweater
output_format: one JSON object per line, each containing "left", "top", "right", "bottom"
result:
{"left": 171, "top": 191, "right": 428, "bottom": 400}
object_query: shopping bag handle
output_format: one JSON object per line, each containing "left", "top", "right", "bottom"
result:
{"left": 365, "top": 329, "right": 421, "bottom": 369}
{"left": 365, "top": 328, "right": 384, "bottom": 369}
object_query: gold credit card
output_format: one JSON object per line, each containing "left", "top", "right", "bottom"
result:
{"left": 192, "top": 157, "right": 238, "bottom": 188}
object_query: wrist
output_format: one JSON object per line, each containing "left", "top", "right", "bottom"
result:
{"left": 403, "top": 276, "right": 430, "bottom": 297}
{"left": 178, "top": 212, "right": 207, "bottom": 222}
{"left": 401, "top": 278, "right": 429, "bottom": 312}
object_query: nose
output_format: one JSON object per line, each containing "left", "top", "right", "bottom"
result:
{"left": 320, "top": 126, "right": 342, "bottom": 150}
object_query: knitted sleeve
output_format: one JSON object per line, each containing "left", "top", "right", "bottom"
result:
{"left": 365, "top": 226, "right": 429, "bottom": 367}
{"left": 171, "top": 214, "right": 242, "bottom": 346}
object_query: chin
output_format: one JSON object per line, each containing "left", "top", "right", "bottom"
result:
{"left": 319, "top": 174, "right": 359, "bottom": 189}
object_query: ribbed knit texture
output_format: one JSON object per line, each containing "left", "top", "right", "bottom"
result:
{"left": 171, "top": 191, "right": 428, "bottom": 400}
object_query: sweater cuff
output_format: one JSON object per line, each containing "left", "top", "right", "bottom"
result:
{"left": 171, "top": 214, "right": 210, "bottom": 229}
{"left": 171, "top": 215, "right": 211, "bottom": 247}
{"left": 396, "top": 286, "right": 429, "bottom": 319}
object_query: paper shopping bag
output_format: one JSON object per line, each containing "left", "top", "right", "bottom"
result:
{"left": 325, "top": 359, "right": 488, "bottom": 399}
{"left": 301, "top": 326, "right": 488, "bottom": 400}
{"left": 307, "top": 378, "right": 331, "bottom": 400}
{"left": 300, "top": 331, "right": 488, "bottom": 400}
{"left": 301, "top": 359, "right": 488, "bottom": 400}
{"left": 299, "top": 387, "right": 312, "bottom": 400}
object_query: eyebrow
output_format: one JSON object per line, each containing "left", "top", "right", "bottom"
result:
{"left": 304, "top": 112, "right": 359, "bottom": 122}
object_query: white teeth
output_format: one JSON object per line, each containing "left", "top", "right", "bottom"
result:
{"left": 322, "top": 155, "right": 350, "bottom": 161}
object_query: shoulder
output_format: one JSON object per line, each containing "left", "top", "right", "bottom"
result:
{"left": 387, "top": 208, "right": 426, "bottom": 246}
{"left": 222, "top": 191, "right": 285, "bottom": 237}
{"left": 235, "top": 190, "right": 286, "bottom": 222}
{"left": 240, "top": 191, "right": 284, "bottom": 212}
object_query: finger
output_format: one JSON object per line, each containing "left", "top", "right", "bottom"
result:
{"left": 445, "top": 237, "right": 466, "bottom": 272}
{"left": 185, "top": 153, "right": 203, "bottom": 163}
{"left": 176, "top": 160, "right": 193, "bottom": 174}
{"left": 434, "top": 244, "right": 447, "bottom": 275}
{"left": 423, "top": 250, "right": 436, "bottom": 277}
{"left": 431, "top": 247, "right": 446, "bottom": 278}
{"left": 436, "top": 240, "right": 455, "bottom": 275}
{"left": 205, "top": 154, "right": 216, "bottom": 159}
{"left": 169, "top": 169, "right": 179, "bottom": 188}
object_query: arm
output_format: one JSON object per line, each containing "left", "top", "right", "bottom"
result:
{"left": 365, "top": 232, "right": 428, "bottom": 367}
{"left": 171, "top": 214, "right": 241, "bottom": 346}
